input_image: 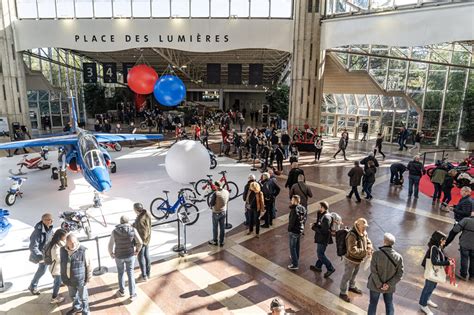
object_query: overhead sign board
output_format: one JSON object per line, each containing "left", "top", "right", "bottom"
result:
{"left": 13, "top": 19, "right": 293, "bottom": 53}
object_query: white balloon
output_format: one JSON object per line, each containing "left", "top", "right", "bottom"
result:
{"left": 165, "top": 140, "right": 210, "bottom": 184}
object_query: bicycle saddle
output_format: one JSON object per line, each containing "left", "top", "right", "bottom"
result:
{"left": 63, "top": 211, "right": 78, "bottom": 217}
{"left": 189, "top": 182, "right": 195, "bottom": 185}
{"left": 162, "top": 190, "right": 170, "bottom": 194}
{"left": 219, "top": 170, "right": 227, "bottom": 174}
{"left": 206, "top": 174, "right": 213, "bottom": 178}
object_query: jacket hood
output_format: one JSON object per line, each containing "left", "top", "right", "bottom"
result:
{"left": 353, "top": 218, "right": 368, "bottom": 236}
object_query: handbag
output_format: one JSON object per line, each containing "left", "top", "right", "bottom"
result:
{"left": 424, "top": 246, "right": 447, "bottom": 284}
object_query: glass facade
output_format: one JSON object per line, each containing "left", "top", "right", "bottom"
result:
{"left": 23, "top": 48, "right": 99, "bottom": 131}
{"left": 16, "top": 0, "right": 293, "bottom": 19}
{"left": 324, "top": 42, "right": 473, "bottom": 146}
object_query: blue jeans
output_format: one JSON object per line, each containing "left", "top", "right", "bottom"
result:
{"left": 283, "top": 145, "right": 289, "bottom": 159}
{"left": 115, "top": 256, "right": 136, "bottom": 296}
{"left": 459, "top": 247, "right": 474, "bottom": 278}
{"left": 212, "top": 212, "right": 226, "bottom": 244}
{"left": 68, "top": 283, "right": 89, "bottom": 314}
{"left": 363, "top": 182, "right": 374, "bottom": 198}
{"left": 408, "top": 175, "right": 420, "bottom": 198}
{"left": 52, "top": 275, "right": 62, "bottom": 298}
{"left": 315, "top": 243, "right": 334, "bottom": 271}
{"left": 30, "top": 262, "right": 47, "bottom": 289}
{"left": 419, "top": 279, "right": 437, "bottom": 306}
{"left": 289, "top": 232, "right": 301, "bottom": 267}
{"left": 368, "top": 290, "right": 394, "bottom": 315}
{"left": 138, "top": 245, "right": 151, "bottom": 279}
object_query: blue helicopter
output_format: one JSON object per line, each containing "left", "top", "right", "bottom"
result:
{"left": 0, "top": 97, "right": 163, "bottom": 192}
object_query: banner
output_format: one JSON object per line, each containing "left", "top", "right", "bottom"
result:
{"left": 13, "top": 19, "right": 293, "bottom": 53}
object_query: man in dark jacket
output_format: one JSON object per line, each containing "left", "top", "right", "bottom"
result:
{"left": 285, "top": 162, "right": 304, "bottom": 190}
{"left": 61, "top": 234, "right": 92, "bottom": 315}
{"left": 361, "top": 123, "right": 368, "bottom": 142}
{"left": 448, "top": 209, "right": 474, "bottom": 280}
{"left": 281, "top": 130, "right": 291, "bottom": 159}
{"left": 243, "top": 174, "right": 257, "bottom": 225}
{"left": 445, "top": 187, "right": 473, "bottom": 247}
{"left": 347, "top": 161, "right": 364, "bottom": 203}
{"left": 108, "top": 216, "right": 143, "bottom": 300}
{"left": 261, "top": 172, "right": 280, "bottom": 228}
{"left": 310, "top": 201, "right": 336, "bottom": 278}
{"left": 287, "top": 195, "right": 307, "bottom": 270}
{"left": 398, "top": 127, "right": 408, "bottom": 151}
{"left": 406, "top": 155, "right": 424, "bottom": 198}
{"left": 289, "top": 174, "right": 313, "bottom": 208}
{"left": 28, "top": 213, "right": 54, "bottom": 295}
{"left": 360, "top": 152, "right": 379, "bottom": 171}
{"left": 390, "top": 163, "right": 407, "bottom": 185}
{"left": 367, "top": 233, "right": 404, "bottom": 315}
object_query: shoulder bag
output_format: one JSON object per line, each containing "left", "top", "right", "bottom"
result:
{"left": 424, "top": 246, "right": 447, "bottom": 283}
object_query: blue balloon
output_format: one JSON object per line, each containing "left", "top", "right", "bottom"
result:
{"left": 153, "top": 75, "right": 186, "bottom": 106}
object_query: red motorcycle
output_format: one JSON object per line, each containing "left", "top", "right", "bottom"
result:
{"left": 11, "top": 147, "right": 51, "bottom": 175}
{"left": 99, "top": 142, "right": 122, "bottom": 152}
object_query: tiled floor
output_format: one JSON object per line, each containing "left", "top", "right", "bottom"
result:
{"left": 1, "top": 138, "right": 472, "bottom": 315}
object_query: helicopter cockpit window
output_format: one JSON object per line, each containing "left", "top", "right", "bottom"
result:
{"left": 84, "top": 150, "right": 104, "bottom": 170}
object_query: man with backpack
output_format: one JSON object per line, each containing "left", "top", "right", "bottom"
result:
{"left": 310, "top": 201, "right": 336, "bottom": 278}
{"left": 338, "top": 218, "right": 373, "bottom": 303}
{"left": 261, "top": 172, "right": 280, "bottom": 228}
{"left": 367, "top": 233, "right": 404, "bottom": 315}
{"left": 285, "top": 162, "right": 304, "bottom": 191}
{"left": 28, "top": 213, "right": 54, "bottom": 295}
{"left": 287, "top": 195, "right": 307, "bottom": 270}
{"left": 289, "top": 174, "right": 313, "bottom": 208}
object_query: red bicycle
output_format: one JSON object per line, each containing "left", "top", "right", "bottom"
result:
{"left": 194, "top": 171, "right": 239, "bottom": 206}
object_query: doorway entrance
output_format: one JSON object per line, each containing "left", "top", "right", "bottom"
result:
{"left": 321, "top": 114, "right": 381, "bottom": 140}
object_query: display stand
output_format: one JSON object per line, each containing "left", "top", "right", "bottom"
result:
{"left": 224, "top": 203, "right": 232, "bottom": 229}
{"left": 177, "top": 213, "right": 189, "bottom": 257}
{"left": 172, "top": 218, "right": 185, "bottom": 253}
{"left": 92, "top": 236, "right": 108, "bottom": 276}
{"left": 0, "top": 265, "right": 12, "bottom": 293}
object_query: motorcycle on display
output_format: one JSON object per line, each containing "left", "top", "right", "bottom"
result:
{"left": 5, "top": 176, "right": 27, "bottom": 206}
{"left": 99, "top": 142, "right": 122, "bottom": 152}
{"left": 59, "top": 211, "right": 92, "bottom": 239}
{"left": 10, "top": 147, "right": 51, "bottom": 175}
{"left": 209, "top": 150, "right": 217, "bottom": 169}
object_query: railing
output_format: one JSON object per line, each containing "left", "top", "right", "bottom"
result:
{"left": 421, "top": 149, "right": 471, "bottom": 166}
{"left": 0, "top": 216, "right": 186, "bottom": 293}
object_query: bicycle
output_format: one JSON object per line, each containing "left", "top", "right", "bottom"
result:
{"left": 194, "top": 171, "right": 239, "bottom": 205}
{"left": 149, "top": 189, "right": 200, "bottom": 225}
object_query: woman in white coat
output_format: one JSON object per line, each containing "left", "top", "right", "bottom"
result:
{"left": 49, "top": 229, "right": 68, "bottom": 304}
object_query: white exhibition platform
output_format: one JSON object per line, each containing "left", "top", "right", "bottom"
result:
{"left": 0, "top": 143, "right": 259, "bottom": 293}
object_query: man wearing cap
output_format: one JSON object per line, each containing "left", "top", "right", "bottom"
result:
{"left": 209, "top": 181, "right": 230, "bottom": 246}
{"left": 109, "top": 215, "right": 143, "bottom": 301}
{"left": 133, "top": 203, "right": 152, "bottom": 282}
{"left": 339, "top": 218, "right": 373, "bottom": 303}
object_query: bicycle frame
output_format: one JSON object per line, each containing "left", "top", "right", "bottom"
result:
{"left": 201, "top": 174, "right": 229, "bottom": 192}
{"left": 158, "top": 194, "right": 187, "bottom": 214}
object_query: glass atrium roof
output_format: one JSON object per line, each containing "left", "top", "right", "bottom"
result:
{"left": 16, "top": 0, "right": 293, "bottom": 19}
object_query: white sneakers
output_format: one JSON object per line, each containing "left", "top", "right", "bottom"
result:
{"left": 427, "top": 300, "right": 438, "bottom": 308}
{"left": 420, "top": 305, "right": 433, "bottom": 315}
{"left": 50, "top": 296, "right": 65, "bottom": 304}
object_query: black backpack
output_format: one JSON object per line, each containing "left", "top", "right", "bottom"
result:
{"left": 42, "top": 241, "right": 54, "bottom": 265}
{"left": 335, "top": 229, "right": 349, "bottom": 257}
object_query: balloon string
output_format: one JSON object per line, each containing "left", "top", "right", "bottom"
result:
{"left": 135, "top": 53, "right": 151, "bottom": 67}
{"left": 161, "top": 65, "right": 177, "bottom": 77}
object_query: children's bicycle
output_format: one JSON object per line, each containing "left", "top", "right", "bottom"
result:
{"left": 149, "top": 189, "right": 200, "bottom": 225}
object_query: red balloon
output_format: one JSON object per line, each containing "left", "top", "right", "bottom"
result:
{"left": 127, "top": 65, "right": 158, "bottom": 94}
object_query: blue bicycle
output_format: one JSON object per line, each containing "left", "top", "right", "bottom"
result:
{"left": 150, "top": 189, "right": 200, "bottom": 225}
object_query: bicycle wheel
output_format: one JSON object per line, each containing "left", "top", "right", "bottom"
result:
{"left": 178, "top": 203, "right": 200, "bottom": 226}
{"left": 181, "top": 188, "right": 197, "bottom": 203}
{"left": 150, "top": 197, "right": 169, "bottom": 220}
{"left": 114, "top": 143, "right": 122, "bottom": 151}
{"left": 194, "top": 179, "right": 210, "bottom": 196}
{"left": 210, "top": 157, "right": 217, "bottom": 169}
{"left": 139, "top": 122, "right": 147, "bottom": 130}
{"left": 224, "top": 181, "right": 239, "bottom": 200}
